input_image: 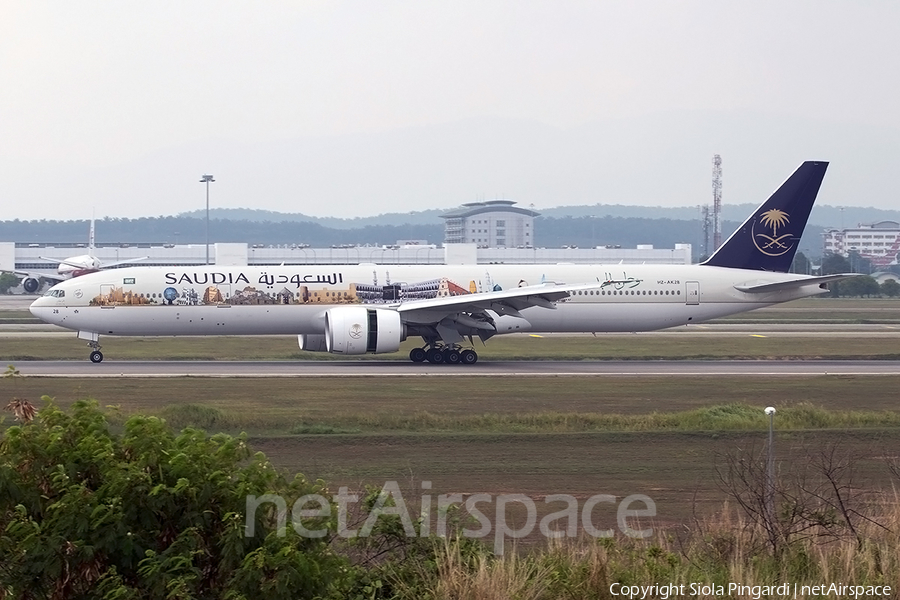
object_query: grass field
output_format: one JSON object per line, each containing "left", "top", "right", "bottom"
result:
{"left": 5, "top": 374, "right": 900, "bottom": 529}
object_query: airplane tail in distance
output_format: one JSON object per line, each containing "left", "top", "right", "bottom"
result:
{"left": 702, "top": 161, "right": 828, "bottom": 272}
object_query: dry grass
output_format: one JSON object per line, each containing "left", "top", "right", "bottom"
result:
{"left": 390, "top": 499, "right": 900, "bottom": 599}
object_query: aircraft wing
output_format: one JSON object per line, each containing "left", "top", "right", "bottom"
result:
{"left": 99, "top": 256, "right": 150, "bottom": 269}
{"left": 393, "top": 282, "right": 593, "bottom": 343}
{"left": 39, "top": 256, "right": 85, "bottom": 270}
{"left": 734, "top": 273, "right": 859, "bottom": 293}
{"left": 397, "top": 283, "right": 574, "bottom": 314}
{"left": 5, "top": 269, "right": 66, "bottom": 284}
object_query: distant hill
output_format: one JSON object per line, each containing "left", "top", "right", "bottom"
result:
{"left": 179, "top": 208, "right": 445, "bottom": 229}
{"left": 1, "top": 211, "right": 828, "bottom": 260}
{"left": 182, "top": 203, "right": 900, "bottom": 231}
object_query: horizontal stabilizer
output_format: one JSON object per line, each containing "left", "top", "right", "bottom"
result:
{"left": 734, "top": 273, "right": 859, "bottom": 294}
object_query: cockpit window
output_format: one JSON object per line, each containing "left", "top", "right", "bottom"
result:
{"left": 42, "top": 289, "right": 66, "bottom": 298}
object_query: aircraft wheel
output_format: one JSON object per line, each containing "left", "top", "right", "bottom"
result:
{"left": 425, "top": 348, "right": 445, "bottom": 364}
{"left": 444, "top": 349, "right": 461, "bottom": 364}
{"left": 89, "top": 351, "right": 104, "bottom": 364}
{"left": 409, "top": 347, "right": 427, "bottom": 363}
{"left": 460, "top": 349, "right": 478, "bottom": 365}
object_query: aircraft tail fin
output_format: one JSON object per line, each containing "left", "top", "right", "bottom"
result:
{"left": 702, "top": 161, "right": 828, "bottom": 272}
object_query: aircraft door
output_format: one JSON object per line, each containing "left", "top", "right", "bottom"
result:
{"left": 685, "top": 281, "right": 700, "bottom": 305}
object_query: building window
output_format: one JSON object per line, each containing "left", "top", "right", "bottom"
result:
{"left": 496, "top": 220, "right": 505, "bottom": 227}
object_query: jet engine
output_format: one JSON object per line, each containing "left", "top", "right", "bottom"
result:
{"left": 22, "top": 277, "right": 41, "bottom": 294}
{"left": 325, "top": 306, "right": 404, "bottom": 355}
{"left": 297, "top": 334, "right": 328, "bottom": 352}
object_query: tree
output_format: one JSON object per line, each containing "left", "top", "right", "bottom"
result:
{"left": 716, "top": 438, "right": 885, "bottom": 557}
{"left": 0, "top": 399, "right": 352, "bottom": 599}
{"left": 790, "top": 252, "right": 810, "bottom": 275}
{"left": 820, "top": 252, "right": 851, "bottom": 275}
{"left": 838, "top": 275, "right": 880, "bottom": 297}
{"left": 0, "top": 273, "right": 20, "bottom": 295}
{"left": 880, "top": 279, "right": 900, "bottom": 298}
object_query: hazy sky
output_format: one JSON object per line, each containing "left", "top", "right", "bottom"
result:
{"left": 2, "top": 1, "right": 898, "bottom": 220}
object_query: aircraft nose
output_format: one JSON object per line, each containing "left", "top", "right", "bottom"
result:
{"left": 29, "top": 296, "right": 53, "bottom": 319}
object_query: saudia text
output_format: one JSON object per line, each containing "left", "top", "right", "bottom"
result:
{"left": 164, "top": 271, "right": 344, "bottom": 287}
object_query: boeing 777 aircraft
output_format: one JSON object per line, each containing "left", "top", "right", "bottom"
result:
{"left": 31, "top": 162, "right": 852, "bottom": 364}
{"left": 7, "top": 219, "right": 147, "bottom": 293}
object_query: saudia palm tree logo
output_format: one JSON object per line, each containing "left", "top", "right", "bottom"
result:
{"left": 752, "top": 209, "right": 794, "bottom": 257}
{"left": 349, "top": 323, "right": 364, "bottom": 339}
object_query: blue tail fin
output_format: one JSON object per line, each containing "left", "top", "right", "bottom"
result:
{"left": 702, "top": 161, "right": 828, "bottom": 272}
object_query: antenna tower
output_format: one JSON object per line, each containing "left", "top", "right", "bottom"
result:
{"left": 712, "top": 154, "right": 723, "bottom": 250}
{"left": 700, "top": 205, "right": 711, "bottom": 257}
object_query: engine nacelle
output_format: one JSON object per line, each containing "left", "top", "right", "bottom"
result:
{"left": 298, "top": 334, "right": 328, "bottom": 352}
{"left": 22, "top": 277, "right": 41, "bottom": 294}
{"left": 325, "top": 306, "right": 404, "bottom": 355}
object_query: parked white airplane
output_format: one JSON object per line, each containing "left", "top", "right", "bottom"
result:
{"left": 31, "top": 162, "right": 852, "bottom": 364}
{"left": 10, "top": 219, "right": 147, "bottom": 293}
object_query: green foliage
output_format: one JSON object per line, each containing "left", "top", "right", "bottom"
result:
{"left": 281, "top": 403, "right": 900, "bottom": 435}
{"left": 880, "top": 279, "right": 900, "bottom": 297}
{"left": 790, "top": 251, "right": 810, "bottom": 274}
{"left": 821, "top": 252, "right": 851, "bottom": 275}
{"left": 0, "top": 273, "right": 20, "bottom": 294}
{"left": 838, "top": 275, "right": 881, "bottom": 297}
{"left": 0, "top": 398, "right": 352, "bottom": 599}
{"left": 3, "top": 363, "right": 21, "bottom": 381}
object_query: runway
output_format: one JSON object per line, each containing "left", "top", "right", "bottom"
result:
{"left": 14, "top": 359, "right": 900, "bottom": 377}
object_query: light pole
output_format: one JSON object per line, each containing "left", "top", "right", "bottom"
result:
{"left": 764, "top": 406, "right": 776, "bottom": 530}
{"left": 200, "top": 174, "right": 215, "bottom": 265}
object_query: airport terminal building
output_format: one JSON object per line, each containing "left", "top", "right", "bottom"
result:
{"left": 823, "top": 221, "right": 900, "bottom": 268}
{"left": 441, "top": 200, "right": 538, "bottom": 248}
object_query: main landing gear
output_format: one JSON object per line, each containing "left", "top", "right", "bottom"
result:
{"left": 88, "top": 341, "right": 103, "bottom": 363}
{"left": 409, "top": 345, "right": 478, "bottom": 365}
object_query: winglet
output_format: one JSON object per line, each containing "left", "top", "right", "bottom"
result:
{"left": 702, "top": 161, "right": 828, "bottom": 272}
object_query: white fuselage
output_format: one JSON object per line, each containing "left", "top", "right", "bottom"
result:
{"left": 30, "top": 263, "right": 825, "bottom": 338}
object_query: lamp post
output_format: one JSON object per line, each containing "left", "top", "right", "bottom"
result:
{"left": 764, "top": 406, "right": 776, "bottom": 529}
{"left": 200, "top": 174, "right": 215, "bottom": 265}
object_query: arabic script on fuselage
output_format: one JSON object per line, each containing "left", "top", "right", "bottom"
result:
{"left": 600, "top": 272, "right": 643, "bottom": 289}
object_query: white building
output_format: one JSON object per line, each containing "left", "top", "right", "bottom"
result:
{"left": 441, "top": 200, "right": 537, "bottom": 248}
{"left": 823, "top": 221, "right": 900, "bottom": 267}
